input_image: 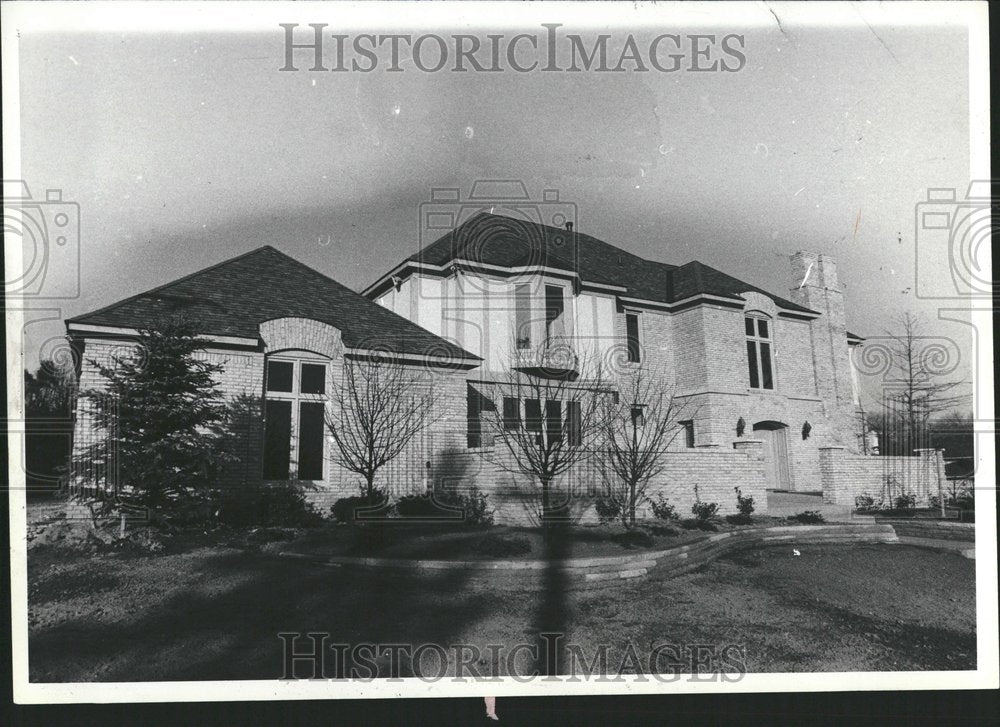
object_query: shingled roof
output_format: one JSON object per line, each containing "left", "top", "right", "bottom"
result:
{"left": 377, "top": 212, "right": 814, "bottom": 314}
{"left": 66, "top": 246, "right": 480, "bottom": 362}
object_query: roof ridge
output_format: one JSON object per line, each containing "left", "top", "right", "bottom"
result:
{"left": 66, "top": 245, "right": 279, "bottom": 324}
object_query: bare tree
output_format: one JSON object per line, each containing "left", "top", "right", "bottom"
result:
{"left": 875, "top": 313, "right": 968, "bottom": 457}
{"left": 325, "top": 355, "right": 438, "bottom": 501}
{"left": 480, "top": 344, "right": 609, "bottom": 534}
{"left": 598, "top": 364, "right": 691, "bottom": 527}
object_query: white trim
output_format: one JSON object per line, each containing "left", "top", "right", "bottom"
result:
{"left": 342, "top": 346, "right": 478, "bottom": 368}
{"left": 66, "top": 322, "right": 258, "bottom": 347}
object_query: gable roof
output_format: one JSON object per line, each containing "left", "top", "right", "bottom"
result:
{"left": 368, "top": 212, "right": 815, "bottom": 315}
{"left": 66, "top": 246, "right": 480, "bottom": 362}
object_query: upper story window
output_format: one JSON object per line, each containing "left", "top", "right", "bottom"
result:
{"left": 680, "top": 420, "right": 695, "bottom": 448}
{"left": 545, "top": 285, "right": 566, "bottom": 344}
{"left": 625, "top": 311, "right": 641, "bottom": 363}
{"left": 745, "top": 315, "right": 774, "bottom": 390}
{"left": 515, "top": 283, "right": 532, "bottom": 350}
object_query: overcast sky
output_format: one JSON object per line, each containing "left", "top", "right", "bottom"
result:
{"left": 14, "top": 8, "right": 977, "bottom": 407}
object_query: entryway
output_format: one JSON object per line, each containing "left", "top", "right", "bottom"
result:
{"left": 753, "top": 421, "right": 792, "bottom": 491}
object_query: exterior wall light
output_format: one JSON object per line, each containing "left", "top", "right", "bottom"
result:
{"left": 802, "top": 421, "right": 812, "bottom": 440}
{"left": 736, "top": 417, "right": 746, "bottom": 438}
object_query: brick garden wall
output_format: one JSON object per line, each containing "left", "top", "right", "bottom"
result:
{"left": 819, "top": 446, "right": 946, "bottom": 506}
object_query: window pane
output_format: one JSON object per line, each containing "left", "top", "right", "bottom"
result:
{"left": 757, "top": 319, "right": 769, "bottom": 339}
{"left": 682, "top": 420, "right": 695, "bottom": 448}
{"left": 746, "top": 341, "right": 760, "bottom": 388}
{"left": 515, "top": 284, "right": 531, "bottom": 350}
{"left": 298, "top": 402, "right": 325, "bottom": 480}
{"left": 626, "top": 313, "right": 641, "bottom": 363}
{"left": 467, "top": 384, "right": 481, "bottom": 448}
{"left": 545, "top": 285, "right": 565, "bottom": 341}
{"left": 631, "top": 406, "right": 645, "bottom": 427}
{"left": 263, "top": 399, "right": 292, "bottom": 479}
{"left": 546, "top": 400, "right": 563, "bottom": 445}
{"left": 525, "top": 398, "right": 543, "bottom": 432}
{"left": 503, "top": 397, "right": 520, "bottom": 431}
{"left": 760, "top": 342, "right": 773, "bottom": 389}
{"left": 300, "top": 363, "right": 326, "bottom": 395}
{"left": 745, "top": 317, "right": 755, "bottom": 336}
{"left": 567, "top": 400, "right": 582, "bottom": 446}
{"left": 266, "top": 360, "right": 294, "bottom": 393}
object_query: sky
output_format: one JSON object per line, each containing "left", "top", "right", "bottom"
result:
{"left": 11, "top": 6, "right": 980, "bottom": 410}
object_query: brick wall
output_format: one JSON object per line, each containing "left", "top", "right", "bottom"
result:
{"left": 819, "top": 446, "right": 946, "bottom": 506}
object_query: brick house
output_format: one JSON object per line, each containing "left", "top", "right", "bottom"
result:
{"left": 66, "top": 212, "right": 945, "bottom": 521}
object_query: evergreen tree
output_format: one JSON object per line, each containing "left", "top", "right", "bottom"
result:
{"left": 75, "top": 315, "right": 228, "bottom": 511}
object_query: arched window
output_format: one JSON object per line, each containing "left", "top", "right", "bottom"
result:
{"left": 745, "top": 314, "right": 775, "bottom": 390}
{"left": 262, "top": 351, "right": 329, "bottom": 481}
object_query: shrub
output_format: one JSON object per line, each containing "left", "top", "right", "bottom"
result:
{"left": 725, "top": 513, "right": 753, "bottom": 525}
{"left": 437, "top": 486, "right": 494, "bottom": 527}
{"left": 691, "top": 500, "right": 719, "bottom": 522}
{"left": 734, "top": 487, "right": 755, "bottom": 518}
{"left": 788, "top": 510, "right": 825, "bottom": 524}
{"left": 469, "top": 534, "right": 531, "bottom": 557}
{"left": 594, "top": 497, "right": 622, "bottom": 524}
{"left": 650, "top": 494, "right": 679, "bottom": 521}
{"left": 612, "top": 529, "right": 656, "bottom": 549}
{"left": 893, "top": 492, "right": 917, "bottom": 510}
{"left": 331, "top": 488, "right": 390, "bottom": 524}
{"left": 854, "top": 493, "right": 884, "bottom": 513}
{"left": 680, "top": 518, "right": 717, "bottom": 532}
{"left": 257, "top": 483, "right": 323, "bottom": 527}
{"left": 395, "top": 494, "right": 448, "bottom": 519}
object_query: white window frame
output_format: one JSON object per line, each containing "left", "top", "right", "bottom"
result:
{"left": 745, "top": 313, "right": 776, "bottom": 391}
{"left": 264, "top": 351, "right": 330, "bottom": 482}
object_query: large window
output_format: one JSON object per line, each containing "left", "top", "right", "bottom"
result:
{"left": 545, "top": 284, "right": 566, "bottom": 344}
{"left": 263, "top": 355, "right": 328, "bottom": 480}
{"left": 515, "top": 283, "right": 532, "bottom": 350}
{"left": 745, "top": 315, "right": 774, "bottom": 390}
{"left": 466, "top": 383, "right": 496, "bottom": 448}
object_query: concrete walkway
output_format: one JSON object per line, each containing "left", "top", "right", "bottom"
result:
{"left": 898, "top": 535, "right": 976, "bottom": 559}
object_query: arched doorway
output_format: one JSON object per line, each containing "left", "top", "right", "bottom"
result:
{"left": 753, "top": 421, "right": 792, "bottom": 491}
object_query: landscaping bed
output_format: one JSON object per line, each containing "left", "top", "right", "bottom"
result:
{"left": 280, "top": 516, "right": 797, "bottom": 562}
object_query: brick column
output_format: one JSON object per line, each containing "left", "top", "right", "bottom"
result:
{"left": 914, "top": 448, "right": 946, "bottom": 506}
{"left": 819, "top": 445, "right": 847, "bottom": 504}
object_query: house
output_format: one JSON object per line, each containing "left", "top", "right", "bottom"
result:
{"left": 66, "top": 208, "right": 946, "bottom": 522}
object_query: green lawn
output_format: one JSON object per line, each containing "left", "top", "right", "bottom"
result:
{"left": 27, "top": 530, "right": 976, "bottom": 681}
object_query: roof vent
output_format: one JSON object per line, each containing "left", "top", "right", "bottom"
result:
{"left": 565, "top": 221, "right": 574, "bottom": 232}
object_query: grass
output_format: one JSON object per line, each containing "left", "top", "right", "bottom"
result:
{"left": 27, "top": 522, "right": 976, "bottom": 681}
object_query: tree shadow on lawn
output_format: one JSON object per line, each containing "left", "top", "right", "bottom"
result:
{"left": 28, "top": 547, "right": 493, "bottom": 682}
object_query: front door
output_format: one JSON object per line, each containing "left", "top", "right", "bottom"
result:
{"left": 754, "top": 421, "right": 792, "bottom": 490}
